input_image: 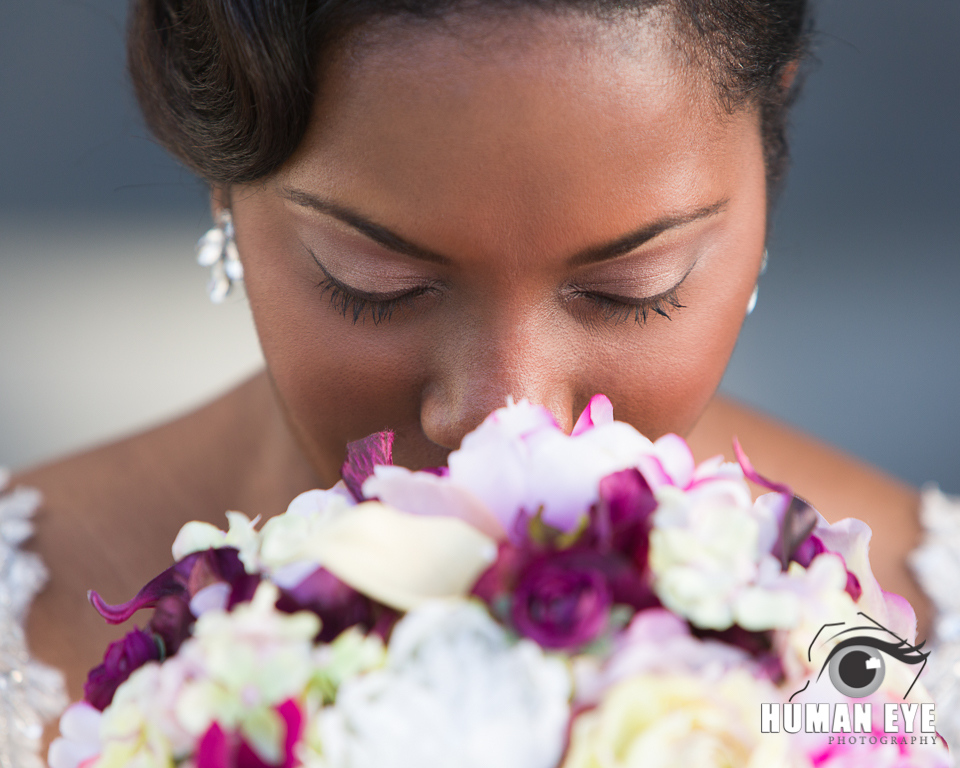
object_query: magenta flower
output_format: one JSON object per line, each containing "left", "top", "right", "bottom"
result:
{"left": 196, "top": 700, "right": 303, "bottom": 768}
{"left": 83, "top": 627, "right": 160, "bottom": 711}
{"left": 512, "top": 555, "right": 612, "bottom": 649}
{"left": 341, "top": 430, "right": 395, "bottom": 501}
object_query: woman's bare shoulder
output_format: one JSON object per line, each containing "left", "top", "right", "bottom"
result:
{"left": 688, "top": 394, "right": 929, "bottom": 635}
{"left": 689, "top": 395, "right": 918, "bottom": 522}
{"left": 15, "top": 371, "right": 319, "bottom": 700}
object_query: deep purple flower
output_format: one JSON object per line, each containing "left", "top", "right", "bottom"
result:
{"left": 83, "top": 627, "right": 160, "bottom": 711}
{"left": 591, "top": 469, "right": 657, "bottom": 562}
{"left": 147, "top": 594, "right": 193, "bottom": 656}
{"left": 88, "top": 556, "right": 196, "bottom": 625}
{"left": 471, "top": 541, "right": 529, "bottom": 607}
{"left": 512, "top": 556, "right": 611, "bottom": 649}
{"left": 276, "top": 567, "right": 374, "bottom": 642}
{"left": 88, "top": 548, "right": 256, "bottom": 626}
{"left": 342, "top": 430, "right": 395, "bottom": 501}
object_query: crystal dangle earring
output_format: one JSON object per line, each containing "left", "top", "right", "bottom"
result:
{"left": 196, "top": 209, "right": 243, "bottom": 303}
{"left": 746, "top": 248, "right": 768, "bottom": 316}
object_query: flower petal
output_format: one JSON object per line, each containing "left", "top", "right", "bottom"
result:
{"left": 83, "top": 627, "right": 160, "bottom": 710}
{"left": 363, "top": 464, "right": 506, "bottom": 540}
{"left": 733, "top": 437, "right": 792, "bottom": 496}
{"left": 197, "top": 722, "right": 229, "bottom": 768}
{"left": 816, "top": 516, "right": 918, "bottom": 642}
{"left": 310, "top": 502, "right": 498, "bottom": 611}
{"left": 48, "top": 703, "right": 102, "bottom": 768}
{"left": 173, "top": 521, "right": 227, "bottom": 562}
{"left": 652, "top": 433, "right": 696, "bottom": 488}
{"left": 341, "top": 431, "right": 395, "bottom": 501}
{"left": 571, "top": 394, "right": 614, "bottom": 436}
{"left": 87, "top": 558, "right": 193, "bottom": 624}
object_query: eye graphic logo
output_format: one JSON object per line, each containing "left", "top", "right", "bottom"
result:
{"left": 790, "top": 612, "right": 930, "bottom": 701}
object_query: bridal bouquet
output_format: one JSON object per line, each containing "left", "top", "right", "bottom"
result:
{"left": 49, "top": 397, "right": 949, "bottom": 768}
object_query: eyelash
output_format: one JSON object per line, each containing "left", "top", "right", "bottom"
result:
{"left": 317, "top": 275, "right": 436, "bottom": 325}
{"left": 570, "top": 285, "right": 686, "bottom": 326}
{"left": 310, "top": 249, "right": 688, "bottom": 327}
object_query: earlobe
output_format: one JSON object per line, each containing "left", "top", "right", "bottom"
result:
{"left": 780, "top": 60, "right": 801, "bottom": 92}
{"left": 210, "top": 186, "right": 232, "bottom": 221}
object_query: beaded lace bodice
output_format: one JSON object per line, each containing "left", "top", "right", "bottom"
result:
{"left": 1, "top": 473, "right": 958, "bottom": 767}
{"left": 0, "top": 471, "right": 67, "bottom": 768}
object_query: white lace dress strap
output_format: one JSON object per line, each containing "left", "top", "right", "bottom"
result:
{"left": 0, "top": 469, "right": 68, "bottom": 768}
{"left": 910, "top": 484, "right": 960, "bottom": 755}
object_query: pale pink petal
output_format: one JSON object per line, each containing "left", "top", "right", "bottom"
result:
{"left": 286, "top": 486, "right": 355, "bottom": 518}
{"left": 363, "top": 465, "right": 506, "bottom": 540}
{"left": 189, "top": 582, "right": 232, "bottom": 616}
{"left": 576, "top": 608, "right": 751, "bottom": 705}
{"left": 448, "top": 424, "right": 531, "bottom": 530}
{"left": 571, "top": 394, "right": 614, "bottom": 436}
{"left": 816, "top": 517, "right": 917, "bottom": 643}
{"left": 530, "top": 423, "right": 654, "bottom": 531}
{"left": 652, "top": 433, "right": 696, "bottom": 488}
{"left": 48, "top": 741, "right": 99, "bottom": 768}
{"left": 881, "top": 589, "right": 920, "bottom": 646}
{"left": 476, "top": 398, "right": 559, "bottom": 441}
{"left": 634, "top": 454, "right": 672, "bottom": 490}
{"left": 48, "top": 703, "right": 101, "bottom": 768}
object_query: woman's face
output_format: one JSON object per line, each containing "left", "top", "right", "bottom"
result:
{"left": 228, "top": 11, "right": 768, "bottom": 485}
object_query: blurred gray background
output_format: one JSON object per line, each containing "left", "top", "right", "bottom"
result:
{"left": 1, "top": 0, "right": 958, "bottom": 491}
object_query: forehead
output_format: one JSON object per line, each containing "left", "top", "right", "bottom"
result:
{"left": 279, "top": 10, "right": 759, "bottom": 257}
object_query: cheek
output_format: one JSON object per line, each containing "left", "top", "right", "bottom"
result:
{"left": 587, "top": 230, "right": 765, "bottom": 438}
{"left": 582, "top": 294, "right": 747, "bottom": 441}
{"left": 234, "top": 208, "right": 439, "bottom": 482}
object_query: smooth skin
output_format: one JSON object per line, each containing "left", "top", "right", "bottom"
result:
{"left": 19, "top": 10, "right": 927, "bottom": 718}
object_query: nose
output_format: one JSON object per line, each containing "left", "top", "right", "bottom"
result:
{"left": 419, "top": 308, "right": 577, "bottom": 450}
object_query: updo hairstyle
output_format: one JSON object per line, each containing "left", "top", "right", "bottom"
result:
{"left": 128, "top": 0, "right": 809, "bottom": 197}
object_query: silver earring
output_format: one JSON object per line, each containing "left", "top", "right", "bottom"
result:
{"left": 746, "top": 248, "right": 768, "bottom": 316}
{"left": 196, "top": 209, "right": 243, "bottom": 303}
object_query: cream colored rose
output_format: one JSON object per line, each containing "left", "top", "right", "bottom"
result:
{"left": 648, "top": 486, "right": 768, "bottom": 630}
{"left": 563, "top": 670, "right": 798, "bottom": 768}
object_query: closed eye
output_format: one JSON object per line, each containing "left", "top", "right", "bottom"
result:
{"left": 565, "top": 264, "right": 694, "bottom": 326}
{"left": 309, "top": 249, "right": 441, "bottom": 325}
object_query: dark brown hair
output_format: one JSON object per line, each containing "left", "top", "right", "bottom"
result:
{"left": 128, "top": 0, "right": 809, "bottom": 195}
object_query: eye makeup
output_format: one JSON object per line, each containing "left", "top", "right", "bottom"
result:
{"left": 308, "top": 250, "right": 442, "bottom": 325}
{"left": 565, "top": 272, "right": 691, "bottom": 326}
{"left": 563, "top": 247, "right": 700, "bottom": 325}
{"left": 290, "top": 189, "right": 715, "bottom": 328}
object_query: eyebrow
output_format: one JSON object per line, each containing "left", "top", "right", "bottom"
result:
{"left": 281, "top": 187, "right": 727, "bottom": 266}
